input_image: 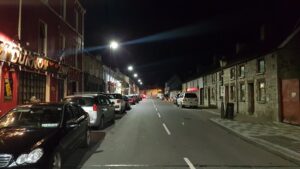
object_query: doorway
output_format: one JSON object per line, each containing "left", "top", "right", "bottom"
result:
{"left": 248, "top": 83, "right": 254, "bottom": 115}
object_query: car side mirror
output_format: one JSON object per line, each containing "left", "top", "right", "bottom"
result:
{"left": 66, "top": 121, "right": 79, "bottom": 128}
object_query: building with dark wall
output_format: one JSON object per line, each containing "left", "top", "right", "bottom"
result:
{"left": 0, "top": 0, "right": 85, "bottom": 115}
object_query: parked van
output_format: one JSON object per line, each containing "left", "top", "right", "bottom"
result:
{"left": 176, "top": 92, "right": 198, "bottom": 108}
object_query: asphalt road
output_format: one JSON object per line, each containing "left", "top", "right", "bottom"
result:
{"left": 64, "top": 98, "right": 300, "bottom": 169}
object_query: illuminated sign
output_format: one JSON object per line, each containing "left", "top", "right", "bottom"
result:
{"left": 0, "top": 40, "right": 60, "bottom": 73}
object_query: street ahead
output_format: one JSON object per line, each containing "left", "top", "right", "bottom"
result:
{"left": 65, "top": 99, "right": 299, "bottom": 169}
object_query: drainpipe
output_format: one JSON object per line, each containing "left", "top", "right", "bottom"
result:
{"left": 18, "top": 0, "right": 22, "bottom": 42}
{"left": 236, "top": 65, "right": 239, "bottom": 115}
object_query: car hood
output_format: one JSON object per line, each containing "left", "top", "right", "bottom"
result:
{"left": 0, "top": 127, "right": 59, "bottom": 155}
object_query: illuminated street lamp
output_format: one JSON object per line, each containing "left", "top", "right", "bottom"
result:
{"left": 133, "top": 73, "right": 138, "bottom": 78}
{"left": 128, "top": 65, "right": 133, "bottom": 71}
{"left": 109, "top": 41, "right": 119, "bottom": 50}
{"left": 138, "top": 79, "right": 141, "bottom": 82}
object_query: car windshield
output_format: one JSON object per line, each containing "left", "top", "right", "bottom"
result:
{"left": 0, "top": 107, "right": 62, "bottom": 128}
{"left": 107, "top": 94, "right": 122, "bottom": 99}
{"left": 64, "top": 97, "right": 94, "bottom": 106}
{"left": 185, "top": 93, "right": 197, "bottom": 98}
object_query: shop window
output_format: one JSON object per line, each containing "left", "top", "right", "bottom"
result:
{"left": 240, "top": 83, "right": 246, "bottom": 102}
{"left": 239, "top": 65, "right": 245, "bottom": 77}
{"left": 230, "top": 85, "right": 235, "bottom": 101}
{"left": 258, "top": 81, "right": 266, "bottom": 102}
{"left": 257, "top": 59, "right": 265, "bottom": 74}
{"left": 3, "top": 70, "right": 13, "bottom": 101}
{"left": 19, "top": 72, "right": 46, "bottom": 104}
{"left": 230, "top": 68, "right": 235, "bottom": 80}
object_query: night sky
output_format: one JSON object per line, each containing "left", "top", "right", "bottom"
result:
{"left": 81, "top": 0, "right": 300, "bottom": 88}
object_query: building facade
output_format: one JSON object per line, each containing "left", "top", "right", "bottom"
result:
{"left": 0, "top": 0, "right": 85, "bottom": 115}
{"left": 182, "top": 26, "right": 300, "bottom": 125}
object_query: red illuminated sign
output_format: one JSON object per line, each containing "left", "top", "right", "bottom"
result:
{"left": 187, "top": 87, "right": 199, "bottom": 92}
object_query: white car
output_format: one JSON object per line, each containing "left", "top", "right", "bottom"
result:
{"left": 176, "top": 92, "right": 198, "bottom": 108}
{"left": 106, "top": 93, "right": 126, "bottom": 113}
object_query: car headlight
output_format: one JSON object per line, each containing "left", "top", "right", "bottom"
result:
{"left": 16, "top": 148, "right": 44, "bottom": 165}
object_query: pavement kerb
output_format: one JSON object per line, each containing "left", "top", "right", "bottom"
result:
{"left": 210, "top": 118, "right": 300, "bottom": 166}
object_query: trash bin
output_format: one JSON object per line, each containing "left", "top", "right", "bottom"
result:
{"left": 226, "top": 103, "right": 234, "bottom": 120}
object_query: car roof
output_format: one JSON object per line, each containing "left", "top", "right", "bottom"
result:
{"left": 18, "top": 102, "right": 66, "bottom": 108}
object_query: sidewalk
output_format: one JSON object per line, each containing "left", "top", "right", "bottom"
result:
{"left": 206, "top": 109, "right": 300, "bottom": 164}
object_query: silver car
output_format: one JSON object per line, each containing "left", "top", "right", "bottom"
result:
{"left": 64, "top": 94, "right": 115, "bottom": 129}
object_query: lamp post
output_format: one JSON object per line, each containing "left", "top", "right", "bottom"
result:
{"left": 219, "top": 58, "right": 227, "bottom": 119}
{"left": 108, "top": 41, "right": 119, "bottom": 93}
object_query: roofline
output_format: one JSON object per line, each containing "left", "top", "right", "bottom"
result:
{"left": 278, "top": 25, "right": 300, "bottom": 48}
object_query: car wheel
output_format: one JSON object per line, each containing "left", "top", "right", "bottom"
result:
{"left": 81, "top": 128, "right": 90, "bottom": 148}
{"left": 49, "top": 151, "right": 61, "bottom": 169}
{"left": 98, "top": 116, "right": 105, "bottom": 130}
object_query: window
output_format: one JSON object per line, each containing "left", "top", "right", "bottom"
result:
{"left": 230, "top": 68, "right": 235, "bottom": 80}
{"left": 239, "top": 65, "right": 245, "bottom": 77}
{"left": 230, "top": 85, "right": 235, "bottom": 101}
{"left": 60, "top": 0, "right": 67, "bottom": 19}
{"left": 38, "top": 21, "right": 47, "bottom": 55}
{"left": 205, "top": 88, "right": 207, "bottom": 99}
{"left": 258, "top": 81, "right": 266, "bottom": 102}
{"left": 212, "top": 74, "right": 216, "bottom": 83}
{"left": 19, "top": 72, "right": 46, "bottom": 104}
{"left": 240, "top": 83, "right": 245, "bottom": 102}
{"left": 257, "top": 59, "right": 265, "bottom": 73}
{"left": 75, "top": 9, "right": 79, "bottom": 31}
{"left": 211, "top": 87, "right": 215, "bottom": 100}
{"left": 3, "top": 69, "right": 13, "bottom": 101}
{"left": 219, "top": 71, "right": 223, "bottom": 82}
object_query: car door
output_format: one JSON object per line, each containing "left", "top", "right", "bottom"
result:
{"left": 104, "top": 96, "right": 115, "bottom": 121}
{"left": 60, "top": 104, "right": 79, "bottom": 153}
{"left": 71, "top": 104, "right": 88, "bottom": 147}
{"left": 98, "top": 96, "right": 110, "bottom": 122}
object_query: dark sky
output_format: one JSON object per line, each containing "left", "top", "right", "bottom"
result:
{"left": 81, "top": 0, "right": 300, "bottom": 88}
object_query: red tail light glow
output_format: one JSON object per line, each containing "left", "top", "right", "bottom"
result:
{"left": 93, "top": 104, "right": 97, "bottom": 111}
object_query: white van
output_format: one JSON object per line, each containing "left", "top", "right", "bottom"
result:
{"left": 176, "top": 92, "right": 198, "bottom": 108}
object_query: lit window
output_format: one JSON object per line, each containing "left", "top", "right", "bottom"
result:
{"left": 230, "top": 68, "right": 235, "bottom": 80}
{"left": 258, "top": 81, "right": 266, "bottom": 102}
{"left": 239, "top": 65, "right": 245, "bottom": 77}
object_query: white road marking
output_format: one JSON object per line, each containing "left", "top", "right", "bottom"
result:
{"left": 182, "top": 122, "right": 185, "bottom": 126}
{"left": 157, "top": 112, "right": 161, "bottom": 118}
{"left": 183, "top": 157, "right": 196, "bottom": 169}
{"left": 162, "top": 123, "right": 171, "bottom": 135}
{"left": 155, "top": 107, "right": 158, "bottom": 111}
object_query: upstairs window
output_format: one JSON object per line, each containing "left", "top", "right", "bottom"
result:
{"left": 38, "top": 21, "right": 47, "bottom": 56}
{"left": 239, "top": 65, "right": 245, "bottom": 77}
{"left": 257, "top": 59, "right": 265, "bottom": 74}
{"left": 230, "top": 68, "right": 235, "bottom": 80}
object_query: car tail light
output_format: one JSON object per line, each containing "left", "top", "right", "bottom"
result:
{"left": 117, "top": 99, "right": 121, "bottom": 103}
{"left": 93, "top": 104, "right": 97, "bottom": 111}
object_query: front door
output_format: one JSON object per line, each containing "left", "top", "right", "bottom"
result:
{"left": 248, "top": 83, "right": 254, "bottom": 115}
{"left": 225, "top": 85, "right": 229, "bottom": 106}
{"left": 281, "top": 79, "right": 300, "bottom": 125}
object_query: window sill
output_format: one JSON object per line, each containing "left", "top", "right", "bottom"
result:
{"left": 256, "top": 72, "right": 265, "bottom": 76}
{"left": 239, "top": 76, "right": 245, "bottom": 79}
{"left": 257, "top": 101, "right": 266, "bottom": 104}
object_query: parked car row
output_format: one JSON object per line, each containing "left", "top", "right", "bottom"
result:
{"left": 174, "top": 92, "right": 198, "bottom": 108}
{"left": 0, "top": 92, "right": 144, "bottom": 169}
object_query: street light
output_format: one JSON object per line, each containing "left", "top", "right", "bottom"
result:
{"left": 138, "top": 79, "right": 141, "bottom": 82}
{"left": 134, "top": 73, "right": 138, "bottom": 78}
{"left": 109, "top": 41, "right": 119, "bottom": 50}
{"left": 128, "top": 65, "right": 133, "bottom": 71}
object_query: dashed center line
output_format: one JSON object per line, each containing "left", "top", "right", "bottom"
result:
{"left": 162, "top": 123, "right": 171, "bottom": 135}
{"left": 157, "top": 112, "right": 161, "bottom": 118}
{"left": 183, "top": 157, "right": 196, "bottom": 169}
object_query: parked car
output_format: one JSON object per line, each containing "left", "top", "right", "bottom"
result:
{"left": 104, "top": 93, "right": 126, "bottom": 113}
{"left": 176, "top": 92, "right": 198, "bottom": 108}
{"left": 127, "top": 95, "right": 136, "bottom": 105}
{"left": 64, "top": 93, "right": 115, "bottom": 129}
{"left": 0, "top": 102, "right": 90, "bottom": 169}
{"left": 122, "top": 95, "right": 132, "bottom": 110}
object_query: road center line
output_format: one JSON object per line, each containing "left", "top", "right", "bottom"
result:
{"left": 157, "top": 112, "right": 161, "bottom": 118}
{"left": 162, "top": 123, "right": 171, "bottom": 135}
{"left": 183, "top": 157, "right": 196, "bottom": 169}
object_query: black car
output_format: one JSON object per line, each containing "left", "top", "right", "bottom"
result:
{"left": 0, "top": 102, "right": 90, "bottom": 169}
{"left": 122, "top": 96, "right": 131, "bottom": 110}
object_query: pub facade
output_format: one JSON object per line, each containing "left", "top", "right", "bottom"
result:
{"left": 0, "top": 0, "right": 85, "bottom": 115}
